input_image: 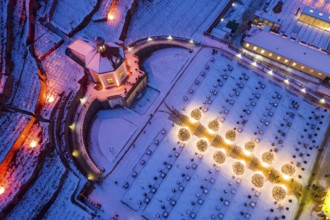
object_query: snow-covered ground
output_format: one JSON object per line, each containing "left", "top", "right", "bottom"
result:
{"left": 126, "top": 0, "right": 231, "bottom": 44}
{"left": 0, "top": 113, "right": 31, "bottom": 163}
{"left": 89, "top": 47, "right": 329, "bottom": 219}
{"left": 44, "top": 172, "right": 91, "bottom": 220}
{"left": 34, "top": 22, "right": 63, "bottom": 60}
{"left": 5, "top": 151, "right": 66, "bottom": 219}
{"left": 50, "top": 0, "right": 98, "bottom": 35}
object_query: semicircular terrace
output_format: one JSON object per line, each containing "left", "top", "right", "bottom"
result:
{"left": 66, "top": 36, "right": 198, "bottom": 181}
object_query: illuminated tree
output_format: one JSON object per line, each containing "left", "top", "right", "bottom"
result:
{"left": 191, "top": 108, "right": 202, "bottom": 121}
{"left": 213, "top": 151, "right": 226, "bottom": 164}
{"left": 245, "top": 141, "right": 256, "bottom": 152}
{"left": 196, "top": 139, "right": 208, "bottom": 152}
{"left": 208, "top": 119, "right": 220, "bottom": 132}
{"left": 178, "top": 128, "right": 190, "bottom": 141}
{"left": 225, "top": 130, "right": 236, "bottom": 141}
{"left": 233, "top": 161, "right": 245, "bottom": 175}
{"left": 272, "top": 185, "right": 286, "bottom": 201}
{"left": 262, "top": 152, "right": 275, "bottom": 164}
{"left": 281, "top": 163, "right": 296, "bottom": 176}
{"left": 251, "top": 173, "right": 265, "bottom": 188}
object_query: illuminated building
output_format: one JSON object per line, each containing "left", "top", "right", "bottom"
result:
{"left": 67, "top": 37, "right": 129, "bottom": 89}
{"left": 242, "top": 29, "right": 330, "bottom": 81}
{"left": 299, "top": 7, "right": 330, "bottom": 32}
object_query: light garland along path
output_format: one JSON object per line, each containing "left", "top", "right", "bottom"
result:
{"left": 169, "top": 108, "right": 302, "bottom": 199}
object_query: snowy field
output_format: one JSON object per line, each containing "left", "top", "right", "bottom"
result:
{"left": 50, "top": 0, "right": 98, "bottom": 35}
{"left": 258, "top": 0, "right": 330, "bottom": 51}
{"left": 89, "top": 46, "right": 329, "bottom": 219}
{"left": 126, "top": 0, "right": 230, "bottom": 44}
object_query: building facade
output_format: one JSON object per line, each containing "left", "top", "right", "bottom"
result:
{"left": 68, "top": 37, "right": 129, "bottom": 89}
{"left": 242, "top": 29, "right": 330, "bottom": 82}
{"left": 298, "top": 7, "right": 330, "bottom": 32}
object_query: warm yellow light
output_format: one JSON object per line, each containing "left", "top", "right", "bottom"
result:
{"left": 72, "top": 150, "right": 79, "bottom": 157}
{"left": 0, "top": 186, "right": 4, "bottom": 195}
{"left": 207, "top": 128, "right": 215, "bottom": 134}
{"left": 107, "top": 13, "right": 114, "bottom": 20}
{"left": 115, "top": 78, "right": 120, "bottom": 87}
{"left": 282, "top": 174, "right": 290, "bottom": 180}
{"left": 167, "top": 35, "right": 173, "bottom": 40}
{"left": 245, "top": 43, "right": 250, "bottom": 47}
{"left": 261, "top": 161, "right": 269, "bottom": 167}
{"left": 47, "top": 95, "right": 55, "bottom": 103}
{"left": 127, "top": 47, "right": 133, "bottom": 52}
{"left": 88, "top": 174, "right": 95, "bottom": 181}
{"left": 69, "top": 123, "right": 76, "bottom": 131}
{"left": 189, "top": 117, "right": 198, "bottom": 123}
{"left": 320, "top": 98, "right": 326, "bottom": 104}
{"left": 322, "top": 189, "right": 330, "bottom": 217}
{"left": 147, "top": 37, "right": 152, "bottom": 41}
{"left": 261, "top": 50, "right": 265, "bottom": 54}
{"left": 243, "top": 149, "right": 251, "bottom": 156}
{"left": 253, "top": 46, "right": 257, "bottom": 50}
{"left": 292, "top": 62, "right": 296, "bottom": 66}
{"left": 29, "top": 140, "right": 38, "bottom": 148}
{"left": 189, "top": 39, "right": 194, "bottom": 44}
{"left": 224, "top": 138, "right": 232, "bottom": 145}
{"left": 269, "top": 53, "right": 273, "bottom": 57}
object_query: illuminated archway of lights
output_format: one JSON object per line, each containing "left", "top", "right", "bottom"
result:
{"left": 171, "top": 108, "right": 302, "bottom": 200}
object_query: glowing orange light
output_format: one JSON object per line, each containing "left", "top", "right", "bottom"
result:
{"left": 107, "top": 13, "right": 114, "bottom": 21}
{"left": 30, "top": 140, "right": 38, "bottom": 148}
{"left": 0, "top": 186, "right": 5, "bottom": 195}
{"left": 47, "top": 95, "right": 55, "bottom": 103}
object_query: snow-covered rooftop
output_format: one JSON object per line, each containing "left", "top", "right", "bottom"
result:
{"left": 255, "top": 11, "right": 282, "bottom": 24}
{"left": 244, "top": 30, "right": 330, "bottom": 76}
{"left": 68, "top": 39, "right": 95, "bottom": 57}
{"left": 69, "top": 38, "right": 125, "bottom": 74}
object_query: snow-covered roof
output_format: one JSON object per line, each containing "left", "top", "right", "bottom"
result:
{"left": 301, "top": 6, "right": 330, "bottom": 24}
{"left": 69, "top": 38, "right": 125, "bottom": 74}
{"left": 68, "top": 39, "right": 94, "bottom": 57}
{"left": 255, "top": 11, "right": 282, "bottom": 24}
{"left": 244, "top": 30, "right": 330, "bottom": 76}
{"left": 85, "top": 41, "right": 125, "bottom": 74}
